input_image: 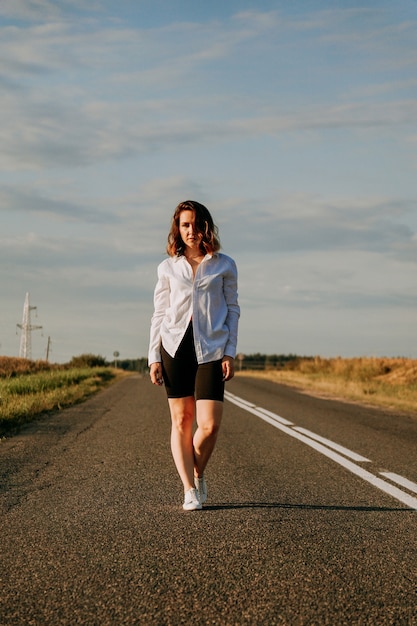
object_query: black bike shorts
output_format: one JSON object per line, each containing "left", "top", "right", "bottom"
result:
{"left": 160, "top": 322, "right": 224, "bottom": 401}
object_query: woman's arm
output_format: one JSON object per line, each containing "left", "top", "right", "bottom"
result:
{"left": 222, "top": 355, "right": 235, "bottom": 381}
{"left": 223, "top": 258, "right": 240, "bottom": 360}
{"left": 148, "top": 269, "right": 170, "bottom": 366}
{"left": 149, "top": 362, "right": 164, "bottom": 386}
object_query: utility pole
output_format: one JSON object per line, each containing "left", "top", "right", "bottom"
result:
{"left": 46, "top": 336, "right": 52, "bottom": 362}
{"left": 16, "top": 292, "right": 43, "bottom": 360}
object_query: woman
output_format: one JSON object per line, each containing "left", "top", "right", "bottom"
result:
{"left": 148, "top": 200, "right": 240, "bottom": 510}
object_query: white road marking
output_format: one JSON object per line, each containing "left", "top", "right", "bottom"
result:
{"left": 380, "top": 472, "right": 417, "bottom": 495}
{"left": 293, "top": 427, "right": 371, "bottom": 463}
{"left": 225, "top": 391, "right": 417, "bottom": 511}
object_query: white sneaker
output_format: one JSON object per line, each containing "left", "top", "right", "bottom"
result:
{"left": 183, "top": 488, "right": 202, "bottom": 511}
{"left": 194, "top": 475, "right": 207, "bottom": 504}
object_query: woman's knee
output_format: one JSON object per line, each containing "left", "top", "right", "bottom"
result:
{"left": 172, "top": 412, "right": 194, "bottom": 433}
{"left": 201, "top": 420, "right": 220, "bottom": 437}
{"left": 169, "top": 398, "right": 195, "bottom": 432}
{"left": 196, "top": 401, "right": 223, "bottom": 436}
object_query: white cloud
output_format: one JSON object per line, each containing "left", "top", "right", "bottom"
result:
{"left": 0, "top": 3, "right": 416, "bottom": 172}
{"left": 1, "top": 3, "right": 416, "bottom": 361}
{"left": 0, "top": 184, "right": 118, "bottom": 222}
{"left": 1, "top": 93, "right": 416, "bottom": 172}
{"left": 219, "top": 192, "right": 417, "bottom": 263}
{"left": 0, "top": 0, "right": 64, "bottom": 21}
{"left": 0, "top": 0, "right": 100, "bottom": 22}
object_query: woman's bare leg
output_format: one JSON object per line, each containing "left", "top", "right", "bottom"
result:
{"left": 168, "top": 396, "right": 196, "bottom": 492}
{"left": 193, "top": 399, "right": 223, "bottom": 478}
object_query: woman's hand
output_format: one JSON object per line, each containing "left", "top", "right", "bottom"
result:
{"left": 150, "top": 362, "right": 164, "bottom": 386}
{"left": 222, "top": 356, "right": 235, "bottom": 382}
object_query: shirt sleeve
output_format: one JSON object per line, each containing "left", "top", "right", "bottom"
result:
{"left": 223, "top": 258, "right": 240, "bottom": 359}
{"left": 148, "top": 265, "right": 170, "bottom": 365}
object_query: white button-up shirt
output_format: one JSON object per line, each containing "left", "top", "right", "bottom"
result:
{"left": 148, "top": 252, "right": 240, "bottom": 365}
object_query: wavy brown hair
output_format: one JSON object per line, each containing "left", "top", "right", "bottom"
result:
{"left": 166, "top": 200, "right": 221, "bottom": 257}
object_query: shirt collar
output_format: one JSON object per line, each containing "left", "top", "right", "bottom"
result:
{"left": 173, "top": 252, "right": 216, "bottom": 262}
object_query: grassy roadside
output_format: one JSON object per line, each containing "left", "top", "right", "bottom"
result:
{"left": 0, "top": 366, "right": 129, "bottom": 436}
{"left": 236, "top": 357, "right": 417, "bottom": 415}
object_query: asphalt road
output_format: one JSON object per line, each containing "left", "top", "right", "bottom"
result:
{"left": 1, "top": 374, "right": 416, "bottom": 625}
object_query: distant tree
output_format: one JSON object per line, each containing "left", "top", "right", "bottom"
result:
{"left": 112, "top": 358, "right": 148, "bottom": 373}
{"left": 239, "top": 353, "right": 307, "bottom": 370}
{"left": 68, "top": 354, "right": 108, "bottom": 368}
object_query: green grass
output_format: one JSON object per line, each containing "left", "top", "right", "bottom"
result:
{"left": 0, "top": 367, "right": 117, "bottom": 435}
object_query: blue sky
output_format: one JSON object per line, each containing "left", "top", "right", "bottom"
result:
{"left": 1, "top": 0, "right": 416, "bottom": 363}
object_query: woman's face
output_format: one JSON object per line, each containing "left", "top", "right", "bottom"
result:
{"left": 179, "top": 210, "right": 203, "bottom": 252}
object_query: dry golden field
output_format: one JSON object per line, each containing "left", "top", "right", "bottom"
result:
{"left": 237, "top": 357, "right": 417, "bottom": 414}
{"left": 0, "top": 357, "right": 63, "bottom": 377}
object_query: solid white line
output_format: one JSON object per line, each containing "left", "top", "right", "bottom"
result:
{"left": 225, "top": 392, "right": 417, "bottom": 510}
{"left": 225, "top": 392, "right": 256, "bottom": 408}
{"left": 254, "top": 407, "right": 294, "bottom": 426}
{"left": 293, "top": 427, "right": 371, "bottom": 463}
{"left": 224, "top": 391, "right": 293, "bottom": 425}
{"left": 380, "top": 472, "right": 417, "bottom": 495}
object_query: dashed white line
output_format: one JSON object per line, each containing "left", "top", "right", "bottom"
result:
{"left": 293, "top": 427, "right": 371, "bottom": 463}
{"left": 225, "top": 390, "right": 417, "bottom": 511}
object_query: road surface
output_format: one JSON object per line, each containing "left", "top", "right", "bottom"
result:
{"left": 1, "top": 374, "right": 416, "bottom": 625}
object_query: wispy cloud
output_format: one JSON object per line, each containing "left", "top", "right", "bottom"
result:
{"left": 224, "top": 197, "right": 417, "bottom": 277}
{"left": 0, "top": 0, "right": 99, "bottom": 22}
{"left": 0, "top": 184, "right": 119, "bottom": 222}
{"left": 2, "top": 94, "right": 416, "bottom": 172}
{"left": 2, "top": 2, "right": 416, "bottom": 360}
{"left": 1, "top": 4, "right": 416, "bottom": 170}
